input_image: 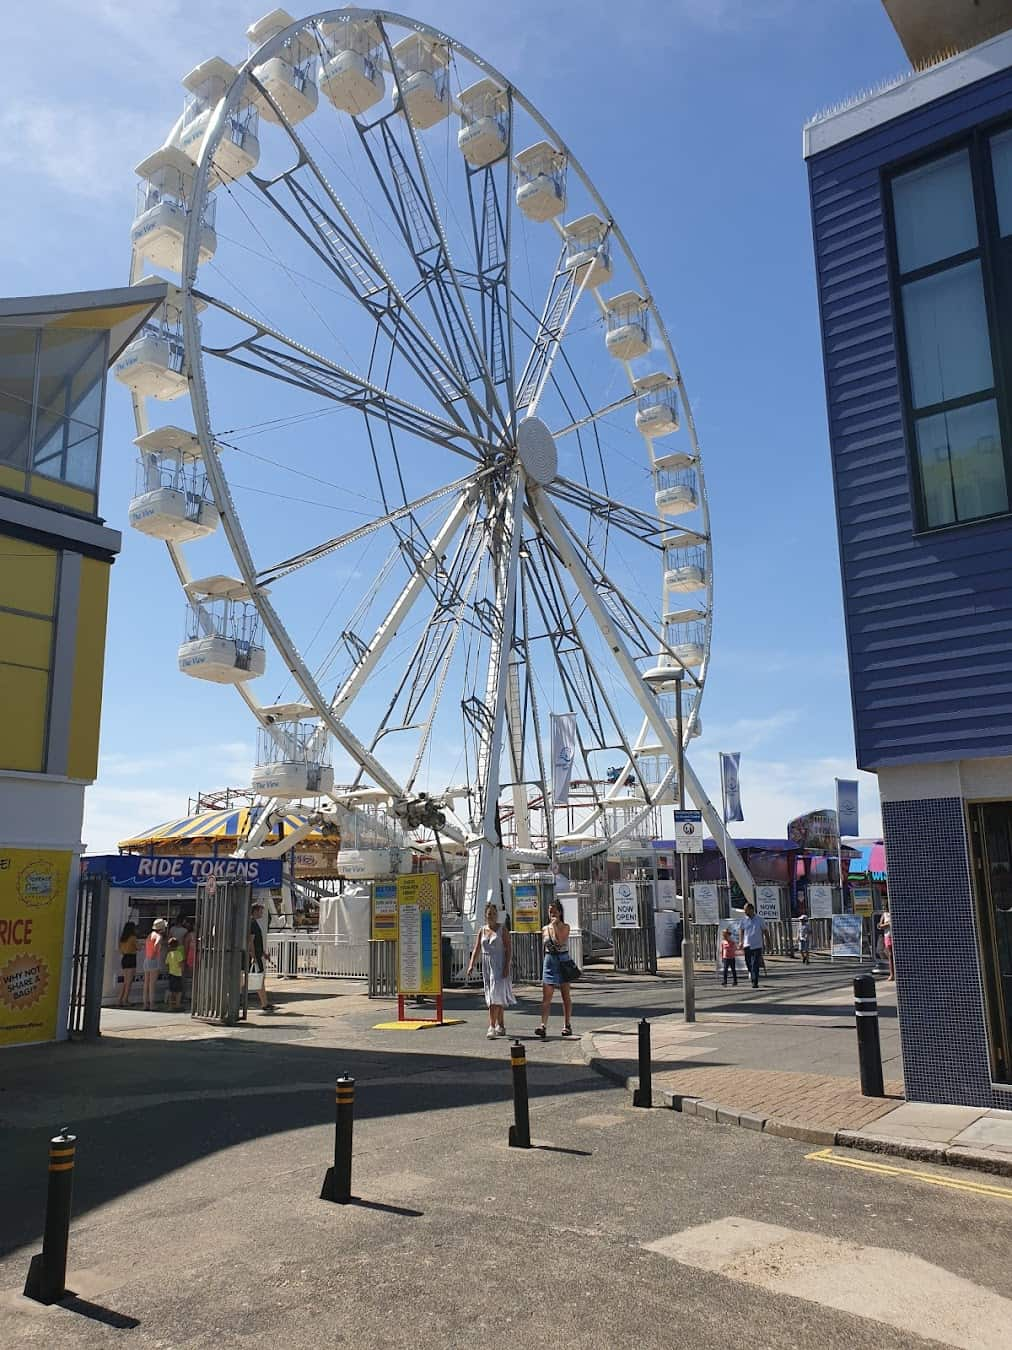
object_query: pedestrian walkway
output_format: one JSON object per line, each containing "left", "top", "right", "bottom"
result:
{"left": 583, "top": 971, "right": 1012, "bottom": 1176}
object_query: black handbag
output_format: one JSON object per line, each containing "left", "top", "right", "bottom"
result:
{"left": 558, "top": 955, "right": 582, "bottom": 983}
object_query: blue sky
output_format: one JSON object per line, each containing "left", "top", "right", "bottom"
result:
{"left": 3, "top": 1, "right": 911, "bottom": 849}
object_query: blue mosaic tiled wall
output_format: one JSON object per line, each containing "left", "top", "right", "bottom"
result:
{"left": 883, "top": 796, "right": 1012, "bottom": 1108}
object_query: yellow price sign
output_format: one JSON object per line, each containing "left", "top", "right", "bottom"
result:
{"left": 372, "top": 882, "right": 398, "bottom": 942}
{"left": 396, "top": 873, "right": 441, "bottom": 997}
{"left": 0, "top": 849, "right": 72, "bottom": 1047}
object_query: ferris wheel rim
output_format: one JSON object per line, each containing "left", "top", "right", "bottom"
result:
{"left": 131, "top": 6, "right": 714, "bottom": 863}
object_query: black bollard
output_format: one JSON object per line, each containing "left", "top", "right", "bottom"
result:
{"left": 854, "top": 974, "right": 885, "bottom": 1097}
{"left": 508, "top": 1040, "right": 531, "bottom": 1149}
{"left": 24, "top": 1129, "right": 77, "bottom": 1305}
{"left": 320, "top": 1075, "right": 355, "bottom": 1203}
{"left": 633, "top": 1018, "right": 653, "bottom": 1108}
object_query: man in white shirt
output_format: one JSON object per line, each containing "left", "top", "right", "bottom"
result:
{"left": 739, "top": 902, "right": 765, "bottom": 988}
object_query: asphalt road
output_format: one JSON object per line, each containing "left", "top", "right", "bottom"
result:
{"left": 0, "top": 969, "right": 1002, "bottom": 1350}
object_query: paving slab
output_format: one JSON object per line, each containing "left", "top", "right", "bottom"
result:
{"left": 951, "top": 1109, "right": 1012, "bottom": 1149}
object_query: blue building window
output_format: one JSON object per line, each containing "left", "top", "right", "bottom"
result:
{"left": 889, "top": 142, "right": 1012, "bottom": 529}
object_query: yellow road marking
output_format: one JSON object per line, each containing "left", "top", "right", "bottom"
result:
{"left": 806, "top": 1146, "right": 1012, "bottom": 1200}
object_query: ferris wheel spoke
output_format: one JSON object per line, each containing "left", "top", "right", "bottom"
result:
{"left": 513, "top": 248, "right": 597, "bottom": 420}
{"left": 528, "top": 484, "right": 752, "bottom": 894}
{"left": 196, "top": 289, "right": 487, "bottom": 458}
{"left": 548, "top": 476, "right": 686, "bottom": 548}
{"left": 254, "top": 469, "right": 489, "bottom": 587}
{"left": 363, "top": 21, "right": 507, "bottom": 432}
{"left": 244, "top": 71, "right": 501, "bottom": 441}
{"left": 327, "top": 485, "right": 482, "bottom": 721}
{"left": 460, "top": 468, "right": 523, "bottom": 919}
{"left": 551, "top": 389, "right": 642, "bottom": 439}
{"left": 524, "top": 533, "right": 653, "bottom": 804}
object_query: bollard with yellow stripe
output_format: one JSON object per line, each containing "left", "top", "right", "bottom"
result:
{"left": 321, "top": 1076, "right": 355, "bottom": 1204}
{"left": 509, "top": 1041, "right": 532, "bottom": 1149}
{"left": 24, "top": 1129, "right": 77, "bottom": 1305}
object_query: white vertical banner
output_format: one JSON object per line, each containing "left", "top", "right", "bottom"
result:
{"left": 836, "top": 778, "right": 859, "bottom": 837}
{"left": 550, "top": 712, "right": 578, "bottom": 805}
{"left": 720, "top": 752, "right": 744, "bottom": 823}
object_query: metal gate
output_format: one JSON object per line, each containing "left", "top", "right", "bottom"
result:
{"left": 67, "top": 870, "right": 109, "bottom": 1040}
{"left": 191, "top": 880, "right": 251, "bottom": 1025}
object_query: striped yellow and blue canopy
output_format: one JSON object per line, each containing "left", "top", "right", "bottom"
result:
{"left": 118, "top": 807, "right": 319, "bottom": 850}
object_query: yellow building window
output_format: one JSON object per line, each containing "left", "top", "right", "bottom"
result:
{"left": 0, "top": 533, "right": 57, "bottom": 773}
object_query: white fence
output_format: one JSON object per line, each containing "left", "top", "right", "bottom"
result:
{"left": 267, "top": 928, "right": 583, "bottom": 984}
{"left": 266, "top": 932, "right": 370, "bottom": 979}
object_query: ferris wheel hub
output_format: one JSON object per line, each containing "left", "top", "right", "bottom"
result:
{"left": 516, "top": 416, "right": 557, "bottom": 486}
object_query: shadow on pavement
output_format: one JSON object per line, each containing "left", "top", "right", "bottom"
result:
{"left": 0, "top": 1036, "right": 602, "bottom": 1260}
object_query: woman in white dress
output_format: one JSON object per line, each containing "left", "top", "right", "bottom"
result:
{"left": 466, "top": 902, "right": 516, "bottom": 1038}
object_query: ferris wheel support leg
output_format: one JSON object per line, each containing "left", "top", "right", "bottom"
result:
{"left": 463, "top": 472, "right": 524, "bottom": 926}
{"left": 528, "top": 486, "right": 755, "bottom": 904}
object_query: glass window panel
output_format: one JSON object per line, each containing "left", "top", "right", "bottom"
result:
{"left": 915, "top": 399, "right": 1008, "bottom": 528}
{"left": 902, "top": 261, "right": 993, "bottom": 408}
{"left": 32, "top": 408, "right": 66, "bottom": 476}
{"left": 991, "top": 129, "right": 1012, "bottom": 237}
{"left": 64, "top": 422, "right": 100, "bottom": 490}
{"left": 948, "top": 400, "right": 1008, "bottom": 521}
{"left": 892, "top": 150, "right": 978, "bottom": 272}
{"left": 0, "top": 390, "right": 31, "bottom": 471}
{"left": 915, "top": 412, "right": 957, "bottom": 527}
{"left": 36, "top": 328, "right": 107, "bottom": 427}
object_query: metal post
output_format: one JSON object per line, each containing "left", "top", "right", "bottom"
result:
{"left": 508, "top": 1040, "right": 532, "bottom": 1148}
{"left": 82, "top": 877, "right": 109, "bottom": 1040}
{"left": 853, "top": 974, "right": 884, "bottom": 1097}
{"left": 675, "top": 675, "right": 695, "bottom": 1023}
{"left": 24, "top": 1129, "right": 76, "bottom": 1305}
{"left": 320, "top": 1075, "right": 355, "bottom": 1202}
{"left": 633, "top": 1018, "right": 652, "bottom": 1107}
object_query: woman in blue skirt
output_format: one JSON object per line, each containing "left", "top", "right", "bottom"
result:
{"left": 535, "top": 899, "right": 573, "bottom": 1039}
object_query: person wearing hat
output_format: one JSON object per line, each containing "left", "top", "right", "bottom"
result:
{"left": 143, "top": 919, "right": 168, "bottom": 1011}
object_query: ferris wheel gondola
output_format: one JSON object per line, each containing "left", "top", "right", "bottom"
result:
{"left": 120, "top": 7, "right": 753, "bottom": 915}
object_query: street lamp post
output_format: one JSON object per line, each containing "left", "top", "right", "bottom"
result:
{"left": 674, "top": 673, "right": 695, "bottom": 1023}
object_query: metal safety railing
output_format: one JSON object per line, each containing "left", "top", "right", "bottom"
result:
{"left": 692, "top": 917, "right": 833, "bottom": 962}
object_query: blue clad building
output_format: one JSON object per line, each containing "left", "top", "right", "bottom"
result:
{"left": 805, "top": 3, "right": 1012, "bottom": 1107}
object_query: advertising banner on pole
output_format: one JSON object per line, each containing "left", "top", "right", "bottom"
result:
{"left": 611, "top": 882, "right": 639, "bottom": 929}
{"left": 851, "top": 885, "right": 874, "bottom": 917}
{"left": 673, "top": 809, "right": 704, "bottom": 853}
{"left": 550, "top": 712, "right": 577, "bottom": 805}
{"left": 511, "top": 883, "right": 541, "bottom": 933}
{"left": 0, "top": 848, "right": 72, "bottom": 1047}
{"left": 371, "top": 882, "right": 398, "bottom": 942}
{"left": 831, "top": 914, "right": 863, "bottom": 959}
{"left": 720, "top": 752, "right": 744, "bottom": 822}
{"left": 836, "top": 779, "right": 860, "bottom": 838}
{"left": 396, "top": 873, "right": 441, "bottom": 996}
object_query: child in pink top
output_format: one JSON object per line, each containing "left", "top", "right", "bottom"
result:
{"left": 720, "top": 929, "right": 738, "bottom": 987}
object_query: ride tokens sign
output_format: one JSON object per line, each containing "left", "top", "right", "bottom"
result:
{"left": 612, "top": 882, "right": 639, "bottom": 929}
{"left": 396, "top": 873, "right": 441, "bottom": 997}
{"left": 0, "top": 849, "right": 71, "bottom": 1047}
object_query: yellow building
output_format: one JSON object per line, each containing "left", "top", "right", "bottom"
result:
{"left": 0, "top": 283, "right": 165, "bottom": 1046}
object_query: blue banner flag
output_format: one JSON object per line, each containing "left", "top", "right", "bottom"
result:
{"left": 720, "top": 752, "right": 744, "bottom": 823}
{"left": 836, "top": 779, "right": 859, "bottom": 837}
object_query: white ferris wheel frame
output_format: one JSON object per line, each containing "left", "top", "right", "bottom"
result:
{"left": 126, "top": 6, "right": 754, "bottom": 904}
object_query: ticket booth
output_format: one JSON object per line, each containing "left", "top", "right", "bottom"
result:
{"left": 81, "top": 854, "right": 283, "bottom": 1006}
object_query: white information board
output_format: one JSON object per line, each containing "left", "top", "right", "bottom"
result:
{"left": 693, "top": 882, "right": 720, "bottom": 926}
{"left": 656, "top": 878, "right": 677, "bottom": 910}
{"left": 754, "top": 885, "right": 782, "bottom": 922}
{"left": 611, "top": 882, "right": 639, "bottom": 929}
{"left": 831, "top": 914, "right": 863, "bottom": 959}
{"left": 807, "top": 883, "right": 834, "bottom": 919}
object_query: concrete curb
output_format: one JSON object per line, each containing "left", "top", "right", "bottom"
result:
{"left": 581, "top": 1043, "right": 1012, "bottom": 1179}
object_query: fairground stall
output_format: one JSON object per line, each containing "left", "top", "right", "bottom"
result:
{"left": 82, "top": 852, "right": 282, "bottom": 1006}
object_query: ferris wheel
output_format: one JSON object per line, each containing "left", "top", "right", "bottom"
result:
{"left": 116, "top": 6, "right": 752, "bottom": 916}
